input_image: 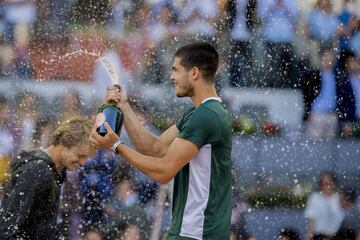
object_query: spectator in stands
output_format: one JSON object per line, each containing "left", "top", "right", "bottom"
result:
{"left": 306, "top": 49, "right": 338, "bottom": 139}
{"left": 304, "top": 171, "right": 344, "bottom": 240}
{"left": 2, "top": 0, "right": 36, "bottom": 44}
{"left": 350, "top": 21, "right": 360, "bottom": 60}
{"left": 227, "top": 0, "right": 257, "bottom": 87}
{"left": 307, "top": 0, "right": 339, "bottom": 53}
{"left": 231, "top": 190, "right": 251, "bottom": 240}
{"left": 0, "top": 95, "right": 15, "bottom": 184}
{"left": 59, "top": 89, "right": 84, "bottom": 120}
{"left": 69, "top": 0, "right": 112, "bottom": 26}
{"left": 79, "top": 148, "right": 118, "bottom": 229}
{"left": 277, "top": 227, "right": 300, "bottom": 240}
{"left": 349, "top": 53, "right": 360, "bottom": 114}
{"left": 32, "top": 117, "right": 54, "bottom": 149}
{"left": 33, "top": 0, "right": 71, "bottom": 41}
{"left": 257, "top": 0, "right": 299, "bottom": 88}
{"left": 14, "top": 90, "right": 39, "bottom": 151}
{"left": 104, "top": 175, "right": 150, "bottom": 239}
{"left": 139, "top": 1, "right": 181, "bottom": 85}
{"left": 105, "top": 176, "right": 139, "bottom": 216}
{"left": 107, "top": 0, "right": 134, "bottom": 36}
{"left": 2, "top": 0, "right": 35, "bottom": 79}
{"left": 0, "top": 38, "right": 16, "bottom": 77}
{"left": 148, "top": 1, "right": 179, "bottom": 46}
{"left": 338, "top": 0, "right": 359, "bottom": 50}
{"left": 113, "top": 1, "right": 151, "bottom": 81}
{"left": 336, "top": 51, "right": 358, "bottom": 137}
{"left": 335, "top": 187, "right": 359, "bottom": 239}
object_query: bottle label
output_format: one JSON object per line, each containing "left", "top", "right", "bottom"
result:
{"left": 95, "top": 112, "right": 106, "bottom": 128}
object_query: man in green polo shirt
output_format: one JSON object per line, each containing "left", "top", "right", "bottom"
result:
{"left": 90, "top": 42, "right": 233, "bottom": 240}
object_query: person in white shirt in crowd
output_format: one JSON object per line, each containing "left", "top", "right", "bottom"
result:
{"left": 257, "top": 0, "right": 299, "bottom": 88}
{"left": 304, "top": 171, "right": 345, "bottom": 240}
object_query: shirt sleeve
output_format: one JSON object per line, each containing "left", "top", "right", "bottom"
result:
{"left": 177, "top": 107, "right": 220, "bottom": 149}
{"left": 0, "top": 161, "right": 48, "bottom": 239}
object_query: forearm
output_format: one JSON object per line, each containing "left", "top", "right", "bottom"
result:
{"left": 121, "top": 103, "right": 163, "bottom": 156}
{"left": 116, "top": 144, "right": 169, "bottom": 184}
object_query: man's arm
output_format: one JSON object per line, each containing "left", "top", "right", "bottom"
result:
{"left": 90, "top": 123, "right": 198, "bottom": 184}
{"left": 105, "top": 86, "right": 178, "bottom": 157}
{"left": 0, "top": 162, "right": 44, "bottom": 239}
{"left": 120, "top": 103, "right": 178, "bottom": 157}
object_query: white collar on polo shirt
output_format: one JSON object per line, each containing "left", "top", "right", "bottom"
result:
{"left": 201, "top": 97, "right": 222, "bottom": 104}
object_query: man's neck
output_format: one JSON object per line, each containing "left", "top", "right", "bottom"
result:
{"left": 44, "top": 145, "right": 64, "bottom": 174}
{"left": 191, "top": 84, "right": 218, "bottom": 107}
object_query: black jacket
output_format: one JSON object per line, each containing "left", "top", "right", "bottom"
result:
{"left": 0, "top": 150, "right": 66, "bottom": 240}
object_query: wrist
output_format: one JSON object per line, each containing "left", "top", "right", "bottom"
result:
{"left": 111, "top": 139, "right": 123, "bottom": 154}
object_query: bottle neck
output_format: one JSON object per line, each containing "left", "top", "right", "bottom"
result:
{"left": 107, "top": 100, "right": 118, "bottom": 105}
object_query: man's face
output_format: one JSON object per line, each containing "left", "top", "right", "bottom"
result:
{"left": 170, "top": 57, "right": 194, "bottom": 98}
{"left": 60, "top": 145, "right": 92, "bottom": 171}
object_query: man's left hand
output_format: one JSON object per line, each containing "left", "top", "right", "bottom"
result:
{"left": 89, "top": 122, "right": 118, "bottom": 149}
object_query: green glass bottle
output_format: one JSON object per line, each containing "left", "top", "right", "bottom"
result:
{"left": 96, "top": 99, "right": 124, "bottom": 137}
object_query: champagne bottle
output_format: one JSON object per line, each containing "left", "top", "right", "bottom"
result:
{"left": 96, "top": 87, "right": 124, "bottom": 137}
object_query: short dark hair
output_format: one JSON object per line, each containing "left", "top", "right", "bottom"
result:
{"left": 318, "top": 170, "right": 337, "bottom": 189}
{"left": 174, "top": 42, "right": 219, "bottom": 82}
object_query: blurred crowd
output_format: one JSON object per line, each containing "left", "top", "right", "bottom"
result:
{"left": 1, "top": 0, "right": 360, "bottom": 239}
{"left": 0, "top": 0, "right": 360, "bottom": 137}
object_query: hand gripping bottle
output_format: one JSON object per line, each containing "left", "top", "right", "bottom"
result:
{"left": 96, "top": 85, "right": 124, "bottom": 136}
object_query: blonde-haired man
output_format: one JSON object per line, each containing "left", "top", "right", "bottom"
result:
{"left": 0, "top": 115, "right": 95, "bottom": 240}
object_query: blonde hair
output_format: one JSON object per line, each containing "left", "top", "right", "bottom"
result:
{"left": 51, "top": 115, "right": 93, "bottom": 149}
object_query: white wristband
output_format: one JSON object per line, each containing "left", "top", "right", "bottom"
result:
{"left": 111, "top": 139, "right": 122, "bottom": 154}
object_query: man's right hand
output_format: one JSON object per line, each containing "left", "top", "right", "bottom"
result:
{"left": 106, "top": 85, "right": 127, "bottom": 108}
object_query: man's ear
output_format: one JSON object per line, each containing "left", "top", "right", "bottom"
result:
{"left": 192, "top": 66, "right": 200, "bottom": 80}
